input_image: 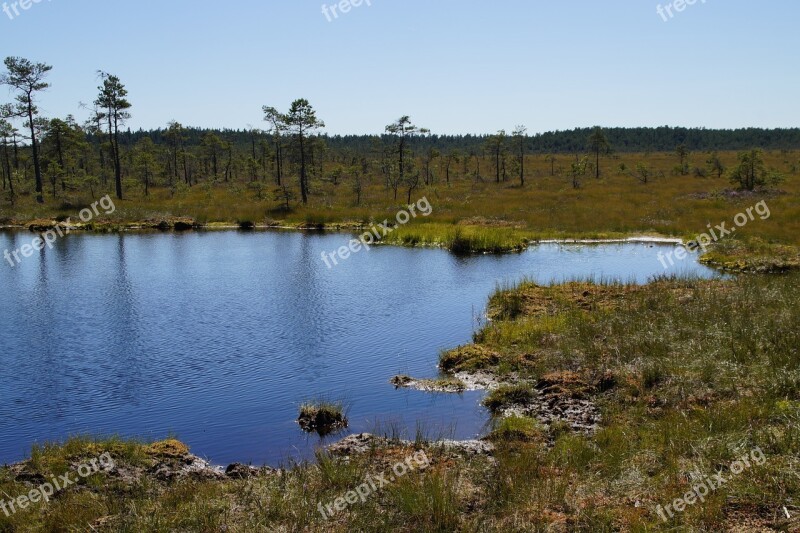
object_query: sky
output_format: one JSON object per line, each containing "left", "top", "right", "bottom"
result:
{"left": 0, "top": 0, "right": 798, "bottom": 135}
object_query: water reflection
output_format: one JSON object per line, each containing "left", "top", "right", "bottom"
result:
{"left": 0, "top": 231, "right": 720, "bottom": 466}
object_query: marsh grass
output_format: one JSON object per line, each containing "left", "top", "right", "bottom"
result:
{"left": 700, "top": 237, "right": 800, "bottom": 272}
{"left": 7, "top": 150, "right": 798, "bottom": 255}
{"left": 487, "top": 415, "right": 543, "bottom": 442}
{"left": 382, "top": 223, "right": 529, "bottom": 253}
{"left": 479, "top": 273, "right": 800, "bottom": 528}
{"left": 386, "top": 470, "right": 462, "bottom": 532}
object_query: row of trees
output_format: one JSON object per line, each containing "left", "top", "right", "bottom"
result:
{"left": 1, "top": 56, "right": 796, "bottom": 207}
{"left": 0, "top": 56, "right": 455, "bottom": 205}
{"left": 1, "top": 58, "right": 130, "bottom": 203}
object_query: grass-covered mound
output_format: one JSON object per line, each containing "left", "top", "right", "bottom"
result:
{"left": 298, "top": 401, "right": 349, "bottom": 436}
{"left": 482, "top": 384, "right": 535, "bottom": 412}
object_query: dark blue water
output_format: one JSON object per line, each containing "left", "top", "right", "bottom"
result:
{"left": 0, "top": 231, "right": 717, "bottom": 466}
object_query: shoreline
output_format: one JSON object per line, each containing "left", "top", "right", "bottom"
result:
{"left": 0, "top": 218, "right": 687, "bottom": 247}
{"left": 7, "top": 219, "right": 793, "bottom": 272}
{"left": 1, "top": 222, "right": 794, "bottom": 469}
{"left": 0, "top": 224, "right": 694, "bottom": 471}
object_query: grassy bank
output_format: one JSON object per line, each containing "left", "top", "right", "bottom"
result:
{"left": 3, "top": 273, "right": 799, "bottom": 531}
{"left": 2, "top": 150, "right": 799, "bottom": 249}
{"left": 699, "top": 238, "right": 800, "bottom": 272}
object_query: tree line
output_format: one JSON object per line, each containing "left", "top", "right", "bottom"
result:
{"left": 1, "top": 56, "right": 797, "bottom": 207}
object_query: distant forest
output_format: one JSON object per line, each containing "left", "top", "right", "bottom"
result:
{"left": 129, "top": 126, "right": 800, "bottom": 157}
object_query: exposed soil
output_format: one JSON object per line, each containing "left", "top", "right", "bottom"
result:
{"left": 327, "top": 433, "right": 495, "bottom": 460}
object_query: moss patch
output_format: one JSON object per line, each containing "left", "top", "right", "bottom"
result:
{"left": 146, "top": 439, "right": 191, "bottom": 458}
{"left": 483, "top": 384, "right": 535, "bottom": 412}
{"left": 440, "top": 344, "right": 500, "bottom": 372}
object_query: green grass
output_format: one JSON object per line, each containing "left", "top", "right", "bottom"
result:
{"left": 700, "top": 237, "right": 800, "bottom": 272}
{"left": 473, "top": 273, "right": 800, "bottom": 530}
{"left": 487, "top": 415, "right": 543, "bottom": 442}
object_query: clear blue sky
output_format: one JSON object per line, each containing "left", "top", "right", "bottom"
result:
{"left": 1, "top": 0, "right": 798, "bottom": 134}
